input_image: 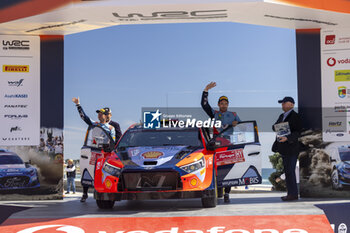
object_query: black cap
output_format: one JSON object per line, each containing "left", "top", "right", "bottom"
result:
{"left": 278, "top": 97, "right": 295, "bottom": 104}
{"left": 218, "top": 95, "right": 229, "bottom": 103}
{"left": 96, "top": 107, "right": 111, "bottom": 115}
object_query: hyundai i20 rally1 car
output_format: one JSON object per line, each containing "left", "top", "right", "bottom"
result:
{"left": 0, "top": 149, "right": 40, "bottom": 190}
{"left": 80, "top": 121, "right": 261, "bottom": 209}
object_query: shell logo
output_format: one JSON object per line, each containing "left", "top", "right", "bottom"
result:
{"left": 105, "top": 179, "right": 112, "bottom": 189}
{"left": 142, "top": 151, "right": 163, "bottom": 159}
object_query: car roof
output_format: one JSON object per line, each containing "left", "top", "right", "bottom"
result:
{"left": 0, "top": 149, "right": 18, "bottom": 156}
{"left": 338, "top": 146, "right": 350, "bottom": 152}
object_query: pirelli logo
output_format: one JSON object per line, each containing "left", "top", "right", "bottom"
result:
{"left": 2, "top": 65, "right": 29, "bottom": 72}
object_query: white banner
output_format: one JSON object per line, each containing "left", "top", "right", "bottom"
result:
{"left": 0, "top": 35, "right": 40, "bottom": 146}
{"left": 321, "top": 29, "right": 350, "bottom": 141}
{"left": 0, "top": 1, "right": 350, "bottom": 35}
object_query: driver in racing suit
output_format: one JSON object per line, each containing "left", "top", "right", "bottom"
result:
{"left": 72, "top": 97, "right": 116, "bottom": 202}
{"left": 201, "top": 82, "right": 241, "bottom": 203}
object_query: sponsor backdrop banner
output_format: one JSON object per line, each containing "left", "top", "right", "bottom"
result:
{"left": 297, "top": 30, "right": 350, "bottom": 198}
{"left": 0, "top": 35, "right": 40, "bottom": 146}
{"left": 0, "top": 36, "right": 63, "bottom": 200}
{"left": 321, "top": 29, "right": 350, "bottom": 142}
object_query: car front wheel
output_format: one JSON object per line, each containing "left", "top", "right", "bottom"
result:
{"left": 331, "top": 169, "right": 343, "bottom": 190}
{"left": 202, "top": 168, "right": 217, "bottom": 208}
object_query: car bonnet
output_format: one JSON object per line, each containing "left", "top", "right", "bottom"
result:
{"left": 127, "top": 145, "right": 188, "bottom": 167}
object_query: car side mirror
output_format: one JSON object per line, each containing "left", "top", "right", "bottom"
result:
{"left": 25, "top": 160, "right": 31, "bottom": 167}
{"left": 102, "top": 143, "right": 113, "bottom": 153}
{"left": 206, "top": 140, "right": 218, "bottom": 151}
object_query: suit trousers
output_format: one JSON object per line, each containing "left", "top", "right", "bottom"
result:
{"left": 282, "top": 153, "right": 298, "bottom": 196}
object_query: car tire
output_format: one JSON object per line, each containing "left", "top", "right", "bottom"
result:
{"left": 331, "top": 169, "right": 343, "bottom": 190}
{"left": 202, "top": 168, "right": 217, "bottom": 208}
{"left": 96, "top": 200, "right": 115, "bottom": 209}
{"left": 217, "top": 187, "right": 223, "bottom": 198}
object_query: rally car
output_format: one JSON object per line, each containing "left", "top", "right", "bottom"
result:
{"left": 0, "top": 149, "right": 40, "bottom": 190}
{"left": 326, "top": 145, "right": 350, "bottom": 190}
{"left": 80, "top": 121, "right": 261, "bottom": 209}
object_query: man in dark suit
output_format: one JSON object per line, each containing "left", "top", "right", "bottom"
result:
{"left": 272, "top": 96, "right": 302, "bottom": 201}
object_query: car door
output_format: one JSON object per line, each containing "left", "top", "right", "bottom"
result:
{"left": 214, "top": 121, "right": 262, "bottom": 188}
{"left": 80, "top": 125, "right": 115, "bottom": 187}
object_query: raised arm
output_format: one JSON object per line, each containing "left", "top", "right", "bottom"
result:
{"left": 201, "top": 82, "right": 216, "bottom": 118}
{"left": 72, "top": 97, "right": 94, "bottom": 125}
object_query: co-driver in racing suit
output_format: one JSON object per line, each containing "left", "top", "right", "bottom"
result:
{"left": 72, "top": 97, "right": 116, "bottom": 202}
{"left": 201, "top": 82, "right": 241, "bottom": 203}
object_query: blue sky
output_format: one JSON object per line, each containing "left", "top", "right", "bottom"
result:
{"left": 63, "top": 22, "right": 297, "bottom": 167}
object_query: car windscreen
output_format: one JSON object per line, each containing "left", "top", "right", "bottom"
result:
{"left": 0, "top": 155, "right": 23, "bottom": 165}
{"left": 339, "top": 151, "right": 350, "bottom": 161}
{"left": 117, "top": 129, "right": 202, "bottom": 149}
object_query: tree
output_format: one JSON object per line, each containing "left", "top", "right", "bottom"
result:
{"left": 269, "top": 152, "right": 287, "bottom": 191}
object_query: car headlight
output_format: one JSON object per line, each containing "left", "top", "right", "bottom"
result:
{"left": 180, "top": 157, "right": 205, "bottom": 173}
{"left": 26, "top": 169, "right": 36, "bottom": 176}
{"left": 103, "top": 162, "right": 121, "bottom": 177}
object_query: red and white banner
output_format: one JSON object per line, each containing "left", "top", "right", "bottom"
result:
{"left": 1, "top": 215, "right": 333, "bottom": 233}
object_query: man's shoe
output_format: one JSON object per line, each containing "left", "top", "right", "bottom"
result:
{"left": 65, "top": 192, "right": 70, "bottom": 194}
{"left": 224, "top": 193, "right": 230, "bottom": 203}
{"left": 73, "top": 192, "right": 76, "bottom": 194}
{"left": 80, "top": 195, "right": 88, "bottom": 202}
{"left": 281, "top": 195, "right": 298, "bottom": 201}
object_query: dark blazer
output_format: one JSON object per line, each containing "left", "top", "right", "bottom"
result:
{"left": 109, "top": 120, "right": 122, "bottom": 142}
{"left": 272, "top": 110, "right": 302, "bottom": 156}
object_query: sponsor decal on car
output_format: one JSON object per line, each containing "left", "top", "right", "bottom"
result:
{"left": 142, "top": 151, "right": 164, "bottom": 159}
{"left": 89, "top": 152, "right": 103, "bottom": 165}
{"left": 215, "top": 149, "right": 245, "bottom": 166}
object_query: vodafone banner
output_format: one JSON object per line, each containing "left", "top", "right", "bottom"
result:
{"left": 2, "top": 215, "right": 333, "bottom": 233}
{"left": 0, "top": 35, "right": 40, "bottom": 146}
{"left": 321, "top": 29, "right": 350, "bottom": 141}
